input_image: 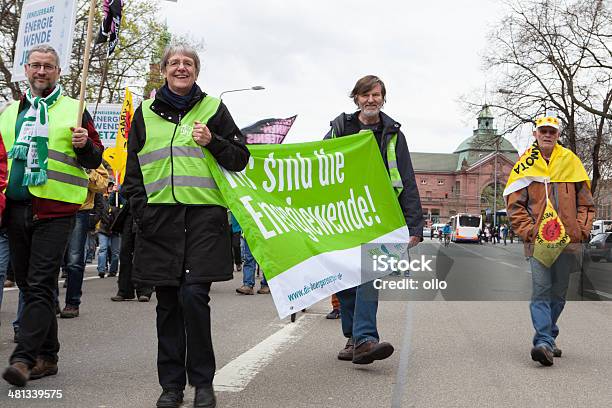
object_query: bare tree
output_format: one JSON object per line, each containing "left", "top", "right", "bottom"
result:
{"left": 0, "top": 0, "right": 25, "bottom": 100}
{"left": 468, "top": 0, "right": 611, "bottom": 195}
{"left": 0, "top": 0, "right": 166, "bottom": 105}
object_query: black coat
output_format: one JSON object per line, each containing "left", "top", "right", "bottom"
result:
{"left": 123, "top": 86, "right": 250, "bottom": 286}
{"left": 324, "top": 111, "right": 424, "bottom": 237}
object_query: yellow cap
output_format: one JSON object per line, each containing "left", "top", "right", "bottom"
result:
{"left": 535, "top": 116, "right": 559, "bottom": 129}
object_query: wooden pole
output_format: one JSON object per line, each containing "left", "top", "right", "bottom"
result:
{"left": 77, "top": 0, "right": 98, "bottom": 127}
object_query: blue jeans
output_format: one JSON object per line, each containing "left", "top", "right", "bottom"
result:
{"left": 64, "top": 212, "right": 89, "bottom": 307}
{"left": 13, "top": 290, "right": 25, "bottom": 330}
{"left": 336, "top": 281, "right": 379, "bottom": 347}
{"left": 0, "top": 229, "right": 10, "bottom": 310}
{"left": 97, "top": 233, "right": 121, "bottom": 274}
{"left": 85, "top": 232, "right": 97, "bottom": 262}
{"left": 241, "top": 238, "right": 266, "bottom": 287}
{"left": 529, "top": 254, "right": 571, "bottom": 349}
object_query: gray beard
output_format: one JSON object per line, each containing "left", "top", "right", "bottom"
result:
{"left": 361, "top": 109, "right": 380, "bottom": 119}
{"left": 29, "top": 80, "right": 56, "bottom": 97}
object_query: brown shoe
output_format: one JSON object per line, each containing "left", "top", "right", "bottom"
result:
{"left": 337, "top": 338, "right": 354, "bottom": 361}
{"left": 236, "top": 285, "right": 254, "bottom": 295}
{"left": 3, "top": 279, "right": 15, "bottom": 288}
{"left": 352, "top": 341, "right": 394, "bottom": 364}
{"left": 30, "top": 358, "right": 58, "bottom": 380}
{"left": 2, "top": 362, "right": 30, "bottom": 387}
{"left": 257, "top": 286, "right": 270, "bottom": 294}
{"left": 60, "top": 306, "right": 79, "bottom": 318}
{"left": 531, "top": 345, "right": 554, "bottom": 366}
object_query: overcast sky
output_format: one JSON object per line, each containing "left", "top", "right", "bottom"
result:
{"left": 160, "top": 0, "right": 527, "bottom": 153}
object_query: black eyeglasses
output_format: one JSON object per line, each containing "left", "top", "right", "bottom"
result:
{"left": 27, "top": 63, "right": 57, "bottom": 72}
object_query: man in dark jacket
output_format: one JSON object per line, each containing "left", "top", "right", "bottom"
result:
{"left": 324, "top": 75, "right": 423, "bottom": 365}
{"left": 123, "top": 44, "right": 249, "bottom": 408}
{"left": 1, "top": 45, "right": 103, "bottom": 386}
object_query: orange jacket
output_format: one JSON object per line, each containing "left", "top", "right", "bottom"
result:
{"left": 506, "top": 181, "right": 595, "bottom": 256}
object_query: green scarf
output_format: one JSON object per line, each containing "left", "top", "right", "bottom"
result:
{"left": 8, "top": 85, "right": 62, "bottom": 186}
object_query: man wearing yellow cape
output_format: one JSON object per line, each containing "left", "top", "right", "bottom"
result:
{"left": 504, "top": 116, "right": 594, "bottom": 367}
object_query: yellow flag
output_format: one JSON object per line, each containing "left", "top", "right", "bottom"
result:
{"left": 102, "top": 87, "right": 133, "bottom": 184}
{"left": 533, "top": 198, "right": 571, "bottom": 267}
{"left": 503, "top": 142, "right": 590, "bottom": 197}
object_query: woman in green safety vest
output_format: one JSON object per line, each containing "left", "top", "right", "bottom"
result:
{"left": 122, "top": 44, "right": 250, "bottom": 408}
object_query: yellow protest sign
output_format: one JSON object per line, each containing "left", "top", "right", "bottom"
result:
{"left": 102, "top": 87, "right": 133, "bottom": 184}
{"left": 533, "top": 198, "right": 570, "bottom": 267}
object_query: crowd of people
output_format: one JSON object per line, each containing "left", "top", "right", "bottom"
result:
{"left": 0, "top": 42, "right": 595, "bottom": 408}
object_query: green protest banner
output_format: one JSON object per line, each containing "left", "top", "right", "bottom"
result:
{"left": 206, "top": 132, "right": 410, "bottom": 318}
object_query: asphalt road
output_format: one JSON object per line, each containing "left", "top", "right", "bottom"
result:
{"left": 0, "top": 241, "right": 611, "bottom": 408}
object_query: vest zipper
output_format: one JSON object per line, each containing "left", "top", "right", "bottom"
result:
{"left": 170, "top": 114, "right": 181, "bottom": 204}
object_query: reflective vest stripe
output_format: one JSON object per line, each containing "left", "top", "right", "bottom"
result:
{"left": 145, "top": 175, "right": 218, "bottom": 196}
{"left": 48, "top": 149, "right": 82, "bottom": 170}
{"left": 47, "top": 169, "right": 89, "bottom": 188}
{"left": 387, "top": 134, "right": 403, "bottom": 195}
{"left": 139, "top": 146, "right": 205, "bottom": 166}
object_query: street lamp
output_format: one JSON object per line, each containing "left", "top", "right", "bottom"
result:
{"left": 219, "top": 86, "right": 265, "bottom": 99}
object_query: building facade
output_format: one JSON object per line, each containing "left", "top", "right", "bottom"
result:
{"left": 410, "top": 106, "right": 518, "bottom": 226}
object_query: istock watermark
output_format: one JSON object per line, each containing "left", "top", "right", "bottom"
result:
{"left": 372, "top": 254, "right": 433, "bottom": 273}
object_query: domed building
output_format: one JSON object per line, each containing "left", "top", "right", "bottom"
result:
{"left": 410, "top": 105, "right": 518, "bottom": 225}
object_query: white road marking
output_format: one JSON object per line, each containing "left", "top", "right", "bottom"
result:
{"left": 499, "top": 261, "right": 521, "bottom": 269}
{"left": 213, "top": 313, "right": 316, "bottom": 392}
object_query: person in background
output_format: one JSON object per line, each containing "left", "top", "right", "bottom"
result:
{"left": 235, "top": 236, "right": 269, "bottom": 295}
{"left": 59, "top": 164, "right": 108, "bottom": 318}
{"left": 110, "top": 199, "right": 154, "bottom": 302}
{"left": 501, "top": 223, "right": 509, "bottom": 246}
{"left": 0, "top": 122, "right": 9, "bottom": 326}
{"left": 326, "top": 294, "right": 341, "bottom": 319}
{"left": 230, "top": 213, "right": 242, "bottom": 272}
{"left": 97, "top": 181, "right": 121, "bottom": 278}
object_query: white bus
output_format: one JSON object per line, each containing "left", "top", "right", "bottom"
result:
{"left": 591, "top": 220, "right": 612, "bottom": 238}
{"left": 450, "top": 213, "right": 482, "bottom": 242}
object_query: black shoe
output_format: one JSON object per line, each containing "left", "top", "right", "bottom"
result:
{"left": 110, "top": 294, "right": 134, "bottom": 302}
{"left": 108, "top": 272, "right": 117, "bottom": 277}
{"left": 326, "top": 309, "right": 340, "bottom": 319}
{"left": 98, "top": 272, "right": 105, "bottom": 278}
{"left": 552, "top": 346, "right": 562, "bottom": 358}
{"left": 531, "top": 345, "right": 554, "bottom": 366}
{"left": 138, "top": 295, "right": 151, "bottom": 302}
{"left": 156, "top": 389, "right": 184, "bottom": 408}
{"left": 194, "top": 385, "right": 216, "bottom": 408}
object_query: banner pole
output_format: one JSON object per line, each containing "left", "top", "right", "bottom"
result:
{"left": 77, "top": 0, "right": 98, "bottom": 127}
